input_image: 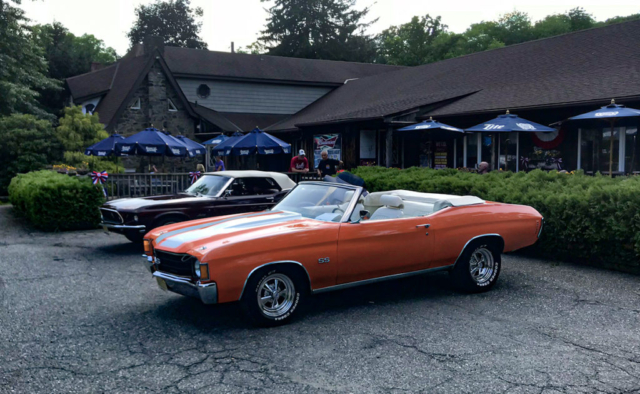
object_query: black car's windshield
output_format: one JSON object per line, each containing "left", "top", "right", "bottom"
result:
{"left": 185, "top": 175, "right": 230, "bottom": 196}
{"left": 273, "top": 183, "right": 357, "bottom": 222}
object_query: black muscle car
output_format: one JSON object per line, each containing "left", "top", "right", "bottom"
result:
{"left": 100, "top": 171, "right": 296, "bottom": 242}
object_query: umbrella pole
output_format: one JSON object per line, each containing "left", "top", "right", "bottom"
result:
{"left": 609, "top": 120, "right": 615, "bottom": 176}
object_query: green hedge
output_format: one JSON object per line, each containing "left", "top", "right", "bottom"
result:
{"left": 9, "top": 171, "right": 104, "bottom": 231}
{"left": 351, "top": 167, "right": 640, "bottom": 273}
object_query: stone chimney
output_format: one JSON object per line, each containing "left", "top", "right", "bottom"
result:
{"left": 143, "top": 36, "right": 165, "bottom": 56}
{"left": 91, "top": 62, "right": 104, "bottom": 71}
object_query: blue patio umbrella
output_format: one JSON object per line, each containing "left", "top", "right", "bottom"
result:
{"left": 398, "top": 117, "right": 464, "bottom": 139}
{"left": 466, "top": 111, "right": 556, "bottom": 172}
{"left": 565, "top": 99, "right": 640, "bottom": 175}
{"left": 213, "top": 128, "right": 290, "bottom": 156}
{"left": 175, "top": 135, "right": 206, "bottom": 157}
{"left": 465, "top": 111, "right": 556, "bottom": 133}
{"left": 115, "top": 127, "right": 188, "bottom": 157}
{"left": 202, "top": 134, "right": 229, "bottom": 146}
{"left": 84, "top": 134, "right": 125, "bottom": 156}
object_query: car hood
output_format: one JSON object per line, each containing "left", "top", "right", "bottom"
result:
{"left": 148, "top": 211, "right": 326, "bottom": 255}
{"left": 103, "top": 194, "right": 206, "bottom": 211}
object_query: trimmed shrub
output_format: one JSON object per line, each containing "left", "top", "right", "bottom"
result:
{"left": 9, "top": 170, "right": 104, "bottom": 231}
{"left": 352, "top": 167, "right": 640, "bottom": 273}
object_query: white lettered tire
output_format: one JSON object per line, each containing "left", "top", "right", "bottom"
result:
{"left": 451, "top": 241, "right": 501, "bottom": 293}
{"left": 241, "top": 267, "right": 305, "bottom": 327}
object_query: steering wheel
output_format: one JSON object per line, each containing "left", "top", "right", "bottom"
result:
{"left": 332, "top": 207, "right": 345, "bottom": 215}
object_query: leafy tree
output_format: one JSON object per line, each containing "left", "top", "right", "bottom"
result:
{"left": 127, "top": 0, "right": 207, "bottom": 49}
{"left": 567, "top": 7, "right": 596, "bottom": 31}
{"left": 55, "top": 106, "right": 121, "bottom": 173}
{"left": 451, "top": 21, "right": 505, "bottom": 57}
{"left": 0, "top": 0, "right": 59, "bottom": 119}
{"left": 600, "top": 13, "right": 640, "bottom": 26}
{"left": 32, "top": 22, "right": 117, "bottom": 115}
{"left": 533, "top": 14, "right": 572, "bottom": 39}
{"left": 376, "top": 15, "right": 447, "bottom": 66}
{"left": 259, "top": 0, "right": 376, "bottom": 62}
{"left": 0, "top": 114, "right": 62, "bottom": 194}
{"left": 236, "top": 41, "right": 267, "bottom": 55}
{"left": 496, "top": 11, "right": 533, "bottom": 45}
{"left": 56, "top": 106, "right": 108, "bottom": 152}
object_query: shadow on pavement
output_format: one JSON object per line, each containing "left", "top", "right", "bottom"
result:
{"left": 96, "top": 241, "right": 144, "bottom": 256}
{"left": 143, "top": 271, "right": 479, "bottom": 331}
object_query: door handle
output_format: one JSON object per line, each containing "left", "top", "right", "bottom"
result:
{"left": 415, "top": 224, "right": 430, "bottom": 228}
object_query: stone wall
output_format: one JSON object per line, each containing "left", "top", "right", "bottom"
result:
{"left": 113, "top": 60, "right": 200, "bottom": 172}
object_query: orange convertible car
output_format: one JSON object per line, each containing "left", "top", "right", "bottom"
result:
{"left": 142, "top": 181, "right": 543, "bottom": 326}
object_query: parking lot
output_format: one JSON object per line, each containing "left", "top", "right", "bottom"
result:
{"left": 0, "top": 205, "right": 639, "bottom": 393}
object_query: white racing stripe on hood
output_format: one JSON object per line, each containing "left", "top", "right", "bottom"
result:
{"left": 158, "top": 211, "right": 302, "bottom": 249}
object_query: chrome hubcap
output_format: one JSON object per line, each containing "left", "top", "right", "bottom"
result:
{"left": 469, "top": 247, "right": 495, "bottom": 285}
{"left": 257, "top": 273, "right": 295, "bottom": 318}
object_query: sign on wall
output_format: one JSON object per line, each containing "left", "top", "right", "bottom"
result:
{"left": 434, "top": 141, "right": 448, "bottom": 169}
{"left": 313, "top": 134, "right": 342, "bottom": 169}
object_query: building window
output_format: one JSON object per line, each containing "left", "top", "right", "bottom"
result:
{"left": 197, "top": 84, "right": 210, "bottom": 99}
{"left": 84, "top": 103, "right": 95, "bottom": 114}
{"left": 130, "top": 98, "right": 141, "bottom": 110}
{"left": 168, "top": 98, "right": 177, "bottom": 112}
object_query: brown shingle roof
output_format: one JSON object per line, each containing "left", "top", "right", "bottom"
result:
{"left": 92, "top": 55, "right": 150, "bottom": 130}
{"left": 189, "top": 104, "right": 242, "bottom": 132}
{"left": 268, "top": 20, "right": 640, "bottom": 130}
{"left": 66, "top": 63, "right": 118, "bottom": 100}
{"left": 163, "top": 47, "right": 404, "bottom": 84}
{"left": 66, "top": 47, "right": 406, "bottom": 131}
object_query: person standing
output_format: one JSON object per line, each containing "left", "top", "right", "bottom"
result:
{"left": 316, "top": 150, "right": 343, "bottom": 177}
{"left": 196, "top": 163, "right": 205, "bottom": 173}
{"left": 290, "top": 150, "right": 309, "bottom": 173}
{"left": 213, "top": 156, "right": 225, "bottom": 172}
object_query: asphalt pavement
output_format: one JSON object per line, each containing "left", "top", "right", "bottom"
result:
{"left": 1, "top": 205, "right": 639, "bottom": 393}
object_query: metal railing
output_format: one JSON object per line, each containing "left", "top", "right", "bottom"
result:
{"left": 105, "top": 172, "right": 323, "bottom": 200}
{"left": 105, "top": 173, "right": 191, "bottom": 200}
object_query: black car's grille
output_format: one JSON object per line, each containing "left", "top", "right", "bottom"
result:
{"left": 155, "top": 250, "right": 195, "bottom": 277}
{"left": 100, "top": 208, "right": 123, "bottom": 224}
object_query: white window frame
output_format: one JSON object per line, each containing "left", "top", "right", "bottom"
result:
{"left": 168, "top": 98, "right": 177, "bottom": 112}
{"left": 130, "top": 98, "right": 141, "bottom": 110}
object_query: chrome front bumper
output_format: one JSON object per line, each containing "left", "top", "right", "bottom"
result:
{"left": 152, "top": 271, "right": 218, "bottom": 304}
{"left": 101, "top": 222, "right": 146, "bottom": 232}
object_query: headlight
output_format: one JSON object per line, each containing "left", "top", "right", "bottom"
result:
{"left": 194, "top": 259, "right": 201, "bottom": 278}
{"left": 134, "top": 215, "right": 139, "bottom": 222}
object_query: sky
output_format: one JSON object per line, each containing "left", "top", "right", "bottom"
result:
{"left": 18, "top": 0, "right": 640, "bottom": 56}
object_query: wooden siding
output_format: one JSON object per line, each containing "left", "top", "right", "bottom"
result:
{"left": 177, "top": 79, "right": 332, "bottom": 114}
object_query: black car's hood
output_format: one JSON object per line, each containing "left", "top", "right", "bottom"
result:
{"left": 103, "top": 194, "right": 210, "bottom": 211}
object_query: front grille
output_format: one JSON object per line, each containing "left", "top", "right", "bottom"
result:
{"left": 100, "top": 208, "right": 123, "bottom": 224}
{"left": 155, "top": 250, "right": 195, "bottom": 277}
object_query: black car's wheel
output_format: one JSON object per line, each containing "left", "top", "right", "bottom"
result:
{"left": 241, "top": 266, "right": 306, "bottom": 327}
{"left": 152, "top": 216, "right": 185, "bottom": 230}
{"left": 124, "top": 232, "right": 144, "bottom": 243}
{"left": 451, "top": 241, "right": 501, "bottom": 293}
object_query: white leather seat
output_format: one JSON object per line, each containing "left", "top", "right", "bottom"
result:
{"left": 369, "top": 195, "right": 404, "bottom": 221}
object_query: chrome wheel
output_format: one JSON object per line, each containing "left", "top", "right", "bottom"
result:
{"left": 257, "top": 273, "right": 296, "bottom": 318}
{"left": 469, "top": 247, "right": 495, "bottom": 285}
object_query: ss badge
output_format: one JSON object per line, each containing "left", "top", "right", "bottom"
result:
{"left": 318, "top": 257, "right": 330, "bottom": 264}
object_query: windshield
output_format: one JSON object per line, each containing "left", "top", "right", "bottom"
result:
{"left": 184, "top": 175, "right": 230, "bottom": 196}
{"left": 273, "top": 183, "right": 357, "bottom": 222}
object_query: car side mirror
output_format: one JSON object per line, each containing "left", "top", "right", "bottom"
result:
{"left": 224, "top": 189, "right": 232, "bottom": 198}
{"left": 359, "top": 210, "right": 370, "bottom": 220}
